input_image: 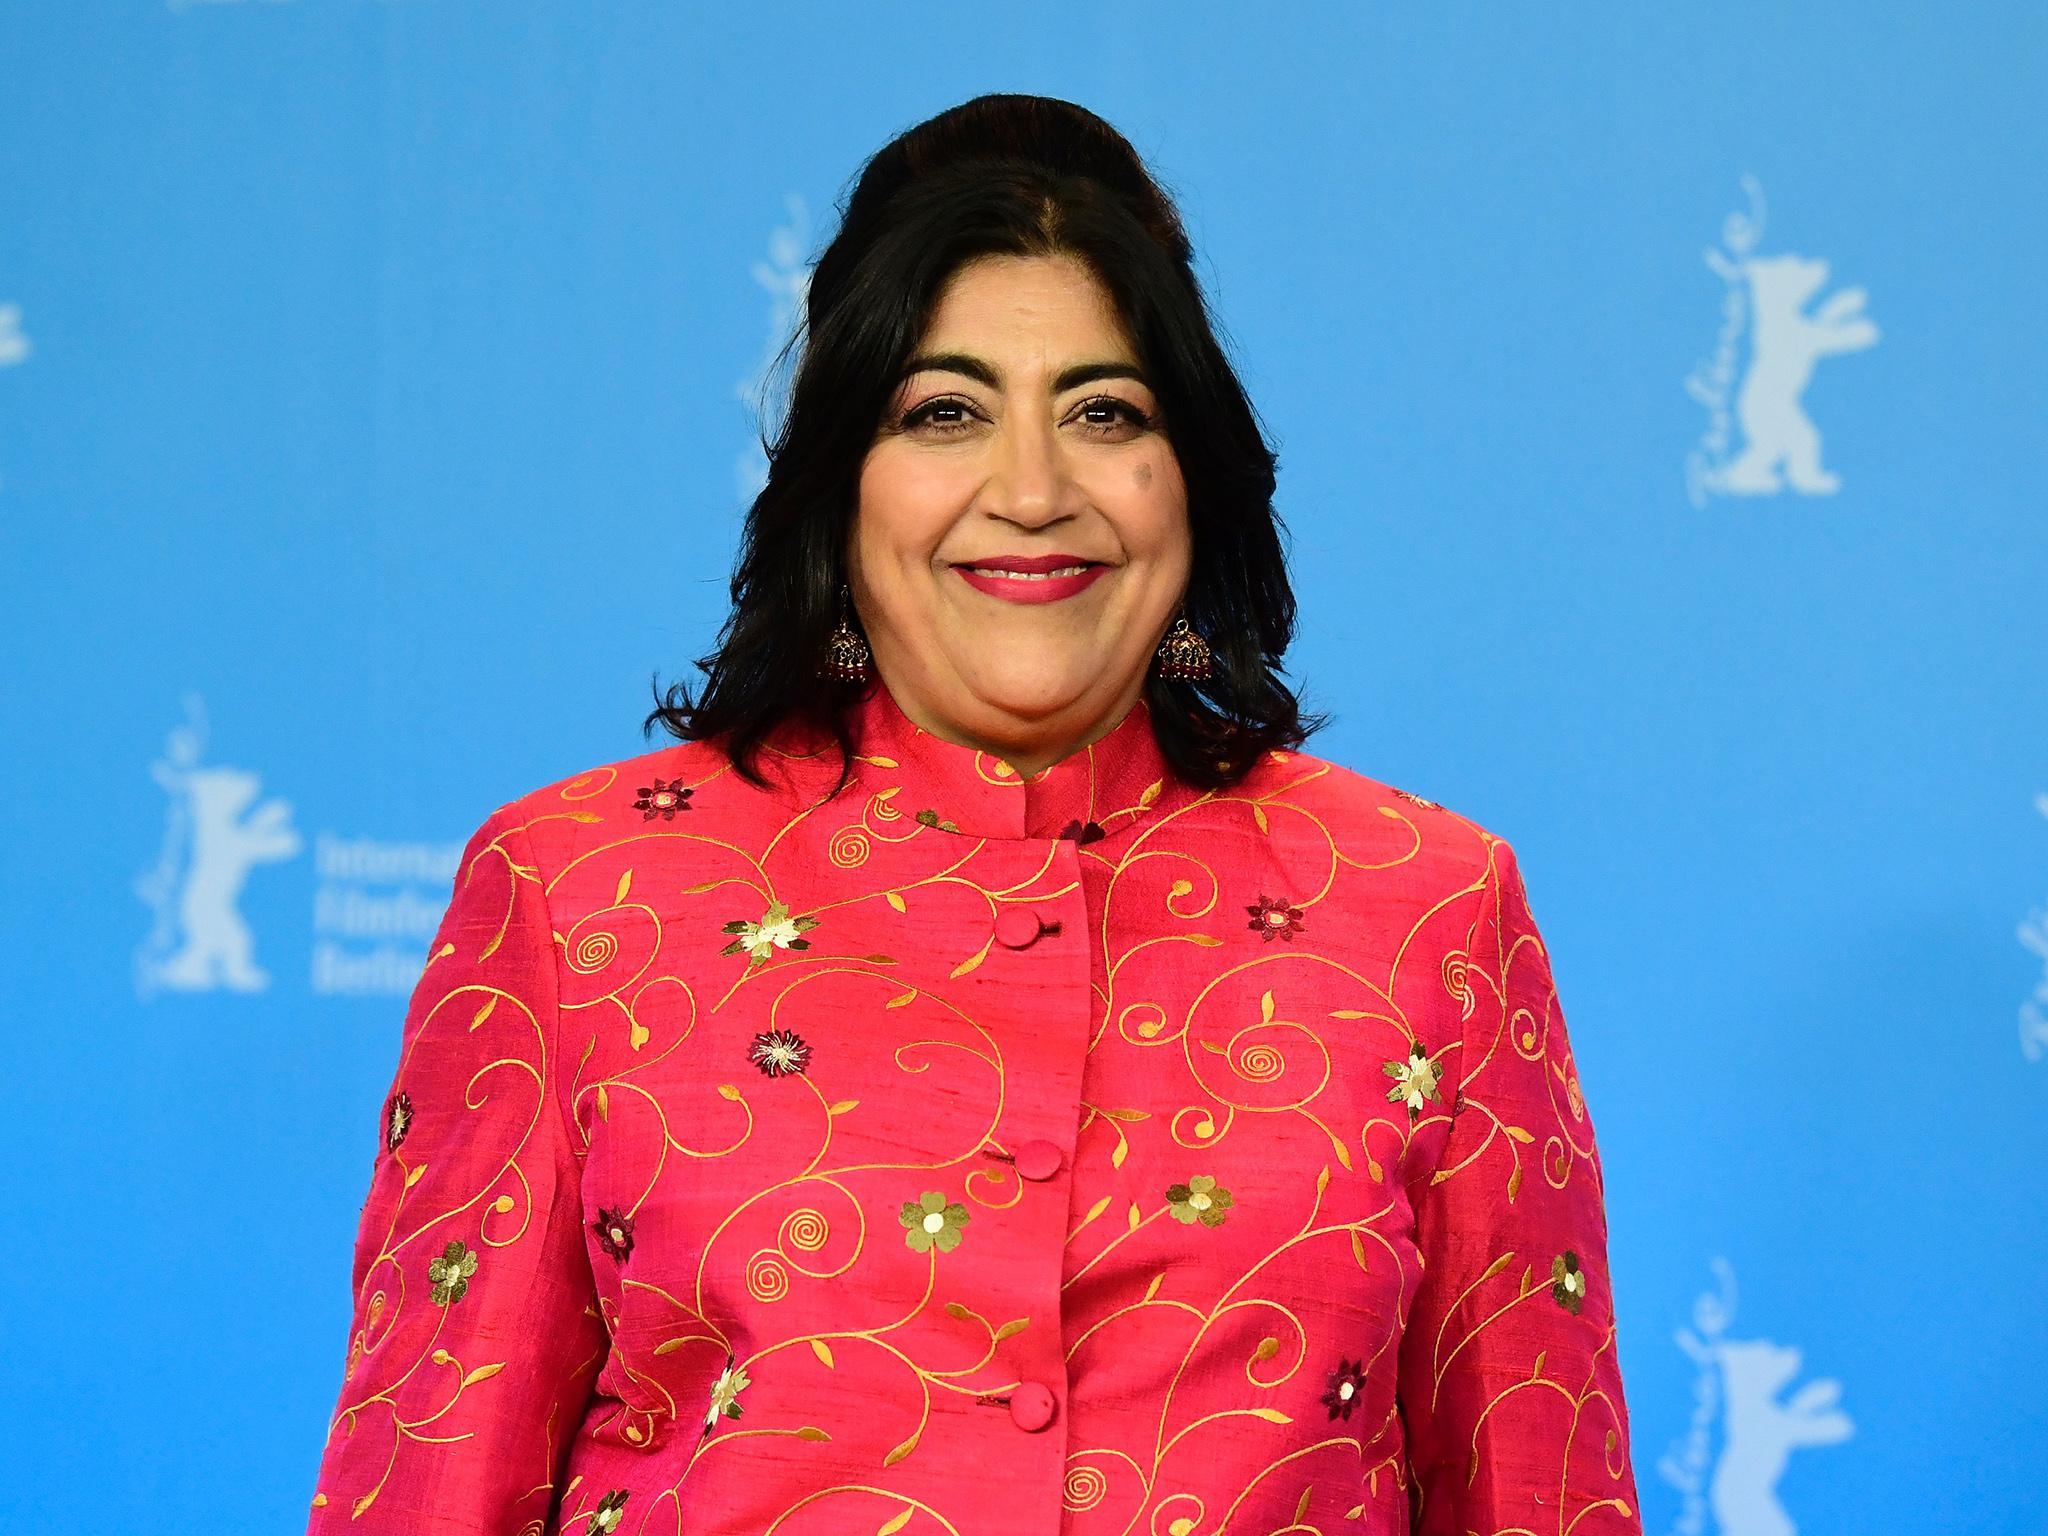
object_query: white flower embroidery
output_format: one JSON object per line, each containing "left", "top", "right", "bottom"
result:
{"left": 719, "top": 900, "right": 820, "bottom": 969}
{"left": 1382, "top": 1040, "right": 1445, "bottom": 1121}
{"left": 704, "top": 1355, "right": 751, "bottom": 1432}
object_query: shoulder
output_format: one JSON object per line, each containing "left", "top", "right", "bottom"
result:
{"left": 1239, "top": 740, "right": 1517, "bottom": 883}
{"left": 463, "top": 733, "right": 818, "bottom": 876}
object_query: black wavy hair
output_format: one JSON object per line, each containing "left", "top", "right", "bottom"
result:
{"left": 645, "top": 92, "right": 1322, "bottom": 791}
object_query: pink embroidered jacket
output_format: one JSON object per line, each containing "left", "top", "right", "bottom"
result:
{"left": 306, "top": 680, "right": 1642, "bottom": 1535}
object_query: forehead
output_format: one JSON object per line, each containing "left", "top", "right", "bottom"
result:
{"left": 915, "top": 252, "right": 1137, "bottom": 360}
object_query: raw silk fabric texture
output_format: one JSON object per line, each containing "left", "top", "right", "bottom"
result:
{"left": 307, "top": 682, "right": 1642, "bottom": 1535}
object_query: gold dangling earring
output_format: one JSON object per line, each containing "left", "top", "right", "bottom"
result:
{"left": 817, "top": 583, "right": 873, "bottom": 683}
{"left": 1154, "top": 606, "right": 1214, "bottom": 681}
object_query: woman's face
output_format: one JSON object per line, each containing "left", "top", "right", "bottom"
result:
{"left": 850, "top": 252, "right": 1190, "bottom": 768}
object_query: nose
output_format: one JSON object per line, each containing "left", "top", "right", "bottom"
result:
{"left": 982, "top": 410, "right": 1078, "bottom": 529}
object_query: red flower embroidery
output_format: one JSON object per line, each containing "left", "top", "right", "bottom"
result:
{"left": 593, "top": 1206, "right": 635, "bottom": 1263}
{"left": 1246, "top": 894, "right": 1305, "bottom": 941}
{"left": 633, "top": 777, "right": 694, "bottom": 820}
{"left": 1322, "top": 1356, "right": 1367, "bottom": 1419}
{"left": 749, "top": 1028, "right": 812, "bottom": 1077}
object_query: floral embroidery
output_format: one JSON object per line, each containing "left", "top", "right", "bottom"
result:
{"left": 427, "top": 1239, "right": 478, "bottom": 1307}
{"left": 720, "top": 901, "right": 821, "bottom": 968}
{"left": 1392, "top": 786, "right": 1440, "bottom": 810}
{"left": 1321, "top": 1356, "right": 1367, "bottom": 1419}
{"left": 1246, "top": 894, "right": 1305, "bottom": 942}
{"left": 1383, "top": 1040, "right": 1445, "bottom": 1122}
{"left": 1551, "top": 1250, "right": 1587, "bottom": 1314}
{"left": 1060, "top": 818, "right": 1106, "bottom": 844}
{"left": 633, "top": 776, "right": 694, "bottom": 820}
{"left": 748, "top": 1027, "right": 812, "bottom": 1077}
{"left": 384, "top": 1090, "right": 412, "bottom": 1153}
{"left": 914, "top": 808, "right": 962, "bottom": 834}
{"left": 1166, "top": 1174, "right": 1234, "bottom": 1227}
{"left": 703, "top": 1352, "right": 751, "bottom": 1434}
{"left": 589, "top": 1489, "right": 630, "bottom": 1534}
{"left": 899, "top": 1190, "right": 970, "bottom": 1253}
{"left": 593, "top": 1207, "right": 635, "bottom": 1263}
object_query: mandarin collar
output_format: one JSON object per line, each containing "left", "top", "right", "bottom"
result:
{"left": 842, "top": 679, "right": 1207, "bottom": 843}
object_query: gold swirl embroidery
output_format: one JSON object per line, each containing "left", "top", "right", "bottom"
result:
{"left": 1152, "top": 1491, "right": 1208, "bottom": 1536}
{"left": 1443, "top": 949, "right": 1475, "bottom": 1017}
{"left": 474, "top": 1176, "right": 526, "bottom": 1248}
{"left": 555, "top": 764, "right": 619, "bottom": 802}
{"left": 1243, "top": 1316, "right": 1306, "bottom": 1388}
{"left": 1169, "top": 1102, "right": 1231, "bottom": 1148}
{"left": 556, "top": 901, "right": 661, "bottom": 1017}
{"left": 1119, "top": 999, "right": 1171, "bottom": 1042}
{"left": 1544, "top": 1134, "right": 1574, "bottom": 1190}
{"left": 744, "top": 1250, "right": 790, "bottom": 1303}
{"left": 827, "top": 822, "right": 871, "bottom": 869}
{"left": 1230, "top": 1036, "right": 1285, "bottom": 1082}
{"left": 782, "top": 1206, "right": 830, "bottom": 1252}
{"left": 1063, "top": 1462, "right": 1109, "bottom": 1511}
{"left": 963, "top": 1157, "right": 1025, "bottom": 1209}
{"left": 570, "top": 928, "right": 618, "bottom": 971}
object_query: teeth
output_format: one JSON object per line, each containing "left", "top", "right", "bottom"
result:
{"left": 978, "top": 565, "right": 1090, "bottom": 580}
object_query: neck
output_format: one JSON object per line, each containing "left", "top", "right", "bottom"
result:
{"left": 883, "top": 674, "right": 1149, "bottom": 781}
{"left": 814, "top": 670, "right": 1200, "bottom": 844}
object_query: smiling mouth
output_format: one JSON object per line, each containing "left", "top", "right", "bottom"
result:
{"left": 951, "top": 553, "right": 1106, "bottom": 578}
{"left": 958, "top": 563, "right": 1096, "bottom": 582}
{"left": 950, "top": 554, "right": 1111, "bottom": 604}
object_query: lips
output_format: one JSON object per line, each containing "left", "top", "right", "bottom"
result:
{"left": 952, "top": 553, "right": 1110, "bottom": 604}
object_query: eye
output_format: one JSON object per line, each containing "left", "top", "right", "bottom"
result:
{"left": 1071, "top": 396, "right": 1153, "bottom": 438}
{"left": 895, "top": 393, "right": 1155, "bottom": 439}
{"left": 899, "top": 396, "right": 979, "bottom": 435}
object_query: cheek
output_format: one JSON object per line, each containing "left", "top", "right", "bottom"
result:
{"left": 856, "top": 449, "right": 969, "bottom": 570}
{"left": 1107, "top": 453, "right": 1191, "bottom": 574}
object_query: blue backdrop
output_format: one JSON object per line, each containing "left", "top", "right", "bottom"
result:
{"left": 3, "top": 4, "right": 2043, "bottom": 1533}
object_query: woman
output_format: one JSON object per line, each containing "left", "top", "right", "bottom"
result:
{"left": 307, "top": 94, "right": 1641, "bottom": 1535}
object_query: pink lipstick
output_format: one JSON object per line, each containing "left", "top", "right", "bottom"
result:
{"left": 952, "top": 553, "right": 1109, "bottom": 604}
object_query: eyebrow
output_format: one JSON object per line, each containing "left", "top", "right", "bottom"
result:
{"left": 897, "top": 351, "right": 1151, "bottom": 394}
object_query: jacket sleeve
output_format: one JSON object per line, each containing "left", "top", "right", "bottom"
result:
{"left": 307, "top": 808, "right": 604, "bottom": 1535}
{"left": 1397, "top": 835, "right": 1642, "bottom": 1534}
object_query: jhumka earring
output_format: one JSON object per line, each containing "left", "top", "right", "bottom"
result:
{"left": 817, "top": 583, "right": 873, "bottom": 683}
{"left": 1153, "top": 607, "right": 1215, "bottom": 681}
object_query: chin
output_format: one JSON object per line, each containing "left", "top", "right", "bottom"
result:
{"left": 961, "top": 663, "right": 1119, "bottom": 721}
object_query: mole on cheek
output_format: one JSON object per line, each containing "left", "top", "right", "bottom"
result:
{"left": 1133, "top": 463, "right": 1153, "bottom": 489}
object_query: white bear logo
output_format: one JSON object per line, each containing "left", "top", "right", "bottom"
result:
{"left": 1711, "top": 1337, "right": 1854, "bottom": 1536}
{"left": 1686, "top": 177, "right": 1879, "bottom": 506}
{"left": 1661, "top": 1258, "right": 1852, "bottom": 1536}
{"left": 135, "top": 696, "right": 301, "bottom": 996}
{"left": 1712, "top": 253, "right": 1879, "bottom": 496}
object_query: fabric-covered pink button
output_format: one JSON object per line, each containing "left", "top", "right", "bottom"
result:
{"left": 1013, "top": 1139, "right": 1063, "bottom": 1181}
{"left": 1008, "top": 1380, "right": 1057, "bottom": 1432}
{"left": 993, "top": 908, "right": 1044, "bottom": 949}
